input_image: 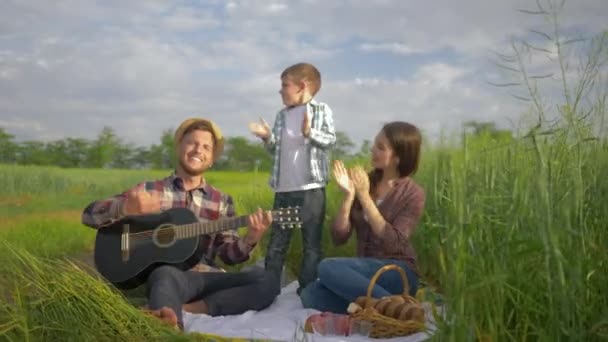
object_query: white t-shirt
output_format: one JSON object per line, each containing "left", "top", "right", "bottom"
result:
{"left": 276, "top": 105, "right": 323, "bottom": 192}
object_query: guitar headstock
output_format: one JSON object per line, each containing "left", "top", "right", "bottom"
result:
{"left": 271, "top": 206, "right": 302, "bottom": 229}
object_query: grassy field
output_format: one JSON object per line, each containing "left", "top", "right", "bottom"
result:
{"left": 1, "top": 131, "right": 607, "bottom": 341}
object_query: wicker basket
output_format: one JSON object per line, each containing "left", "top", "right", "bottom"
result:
{"left": 349, "top": 264, "right": 425, "bottom": 338}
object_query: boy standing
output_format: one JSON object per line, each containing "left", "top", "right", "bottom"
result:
{"left": 250, "top": 62, "right": 336, "bottom": 294}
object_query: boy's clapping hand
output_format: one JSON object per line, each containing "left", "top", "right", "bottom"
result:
{"left": 249, "top": 117, "right": 271, "bottom": 139}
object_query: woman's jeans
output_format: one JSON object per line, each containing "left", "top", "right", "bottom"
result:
{"left": 300, "top": 257, "right": 418, "bottom": 313}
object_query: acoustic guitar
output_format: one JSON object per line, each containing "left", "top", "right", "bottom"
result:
{"left": 94, "top": 206, "right": 301, "bottom": 289}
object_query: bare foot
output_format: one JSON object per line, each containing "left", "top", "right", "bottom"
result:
{"left": 147, "top": 306, "right": 179, "bottom": 330}
{"left": 182, "top": 300, "right": 209, "bottom": 314}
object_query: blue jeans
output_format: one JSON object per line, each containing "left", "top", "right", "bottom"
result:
{"left": 300, "top": 257, "right": 418, "bottom": 313}
{"left": 265, "top": 188, "right": 326, "bottom": 293}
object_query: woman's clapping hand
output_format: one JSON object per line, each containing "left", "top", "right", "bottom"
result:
{"left": 349, "top": 165, "right": 370, "bottom": 198}
{"left": 332, "top": 160, "right": 355, "bottom": 195}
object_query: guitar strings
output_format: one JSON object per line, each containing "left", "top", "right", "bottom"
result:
{"left": 127, "top": 224, "right": 230, "bottom": 240}
{"left": 125, "top": 220, "right": 252, "bottom": 239}
{"left": 124, "top": 209, "right": 299, "bottom": 240}
{"left": 127, "top": 221, "right": 298, "bottom": 240}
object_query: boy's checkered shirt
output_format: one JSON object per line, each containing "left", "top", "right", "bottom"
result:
{"left": 264, "top": 99, "right": 336, "bottom": 189}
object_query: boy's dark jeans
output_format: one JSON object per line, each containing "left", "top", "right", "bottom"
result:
{"left": 146, "top": 265, "right": 280, "bottom": 325}
{"left": 264, "top": 187, "right": 326, "bottom": 294}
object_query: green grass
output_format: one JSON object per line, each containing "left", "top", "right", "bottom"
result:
{"left": 411, "top": 133, "right": 608, "bottom": 341}
{"left": 0, "top": 166, "right": 278, "bottom": 341}
{"left": 1, "top": 132, "right": 608, "bottom": 341}
{"left": 0, "top": 243, "right": 258, "bottom": 342}
{"left": 0, "top": 217, "right": 94, "bottom": 258}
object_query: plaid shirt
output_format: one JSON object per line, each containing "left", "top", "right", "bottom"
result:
{"left": 264, "top": 99, "right": 336, "bottom": 190}
{"left": 81, "top": 173, "right": 253, "bottom": 266}
{"left": 331, "top": 177, "right": 425, "bottom": 275}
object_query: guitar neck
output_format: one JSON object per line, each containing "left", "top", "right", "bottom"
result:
{"left": 174, "top": 215, "right": 249, "bottom": 240}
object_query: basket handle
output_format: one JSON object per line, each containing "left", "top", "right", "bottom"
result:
{"left": 365, "top": 264, "right": 410, "bottom": 298}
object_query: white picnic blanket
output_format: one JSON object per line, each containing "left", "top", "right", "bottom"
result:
{"left": 183, "top": 281, "right": 437, "bottom": 341}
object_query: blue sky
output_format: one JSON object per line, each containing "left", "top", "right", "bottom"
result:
{"left": 0, "top": 0, "right": 606, "bottom": 148}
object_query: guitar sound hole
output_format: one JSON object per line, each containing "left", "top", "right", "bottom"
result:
{"left": 153, "top": 224, "right": 177, "bottom": 248}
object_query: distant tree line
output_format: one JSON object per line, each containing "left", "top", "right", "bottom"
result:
{"left": 0, "top": 126, "right": 371, "bottom": 171}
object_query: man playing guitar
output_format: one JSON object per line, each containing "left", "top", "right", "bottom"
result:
{"left": 82, "top": 118, "right": 280, "bottom": 330}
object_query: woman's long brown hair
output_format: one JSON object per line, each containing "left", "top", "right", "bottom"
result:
{"left": 368, "top": 121, "right": 422, "bottom": 198}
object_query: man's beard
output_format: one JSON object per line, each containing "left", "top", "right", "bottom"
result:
{"left": 179, "top": 159, "right": 207, "bottom": 176}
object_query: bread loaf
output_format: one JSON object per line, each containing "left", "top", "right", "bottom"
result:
{"left": 387, "top": 295, "right": 406, "bottom": 305}
{"left": 384, "top": 301, "right": 405, "bottom": 319}
{"left": 354, "top": 296, "right": 378, "bottom": 309}
{"left": 375, "top": 297, "right": 392, "bottom": 312}
{"left": 397, "top": 303, "right": 425, "bottom": 322}
{"left": 351, "top": 294, "right": 425, "bottom": 324}
{"left": 408, "top": 305, "right": 425, "bottom": 322}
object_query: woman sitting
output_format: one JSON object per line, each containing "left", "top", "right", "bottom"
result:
{"left": 300, "top": 121, "right": 425, "bottom": 313}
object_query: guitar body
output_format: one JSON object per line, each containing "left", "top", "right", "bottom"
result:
{"left": 94, "top": 207, "right": 202, "bottom": 290}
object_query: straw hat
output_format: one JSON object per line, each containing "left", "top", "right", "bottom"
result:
{"left": 174, "top": 118, "right": 224, "bottom": 161}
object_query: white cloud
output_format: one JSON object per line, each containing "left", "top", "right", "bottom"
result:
{"left": 323, "top": 63, "right": 522, "bottom": 146}
{"left": 0, "top": 0, "right": 605, "bottom": 148}
{"left": 359, "top": 42, "right": 421, "bottom": 56}
{"left": 413, "top": 63, "right": 467, "bottom": 91}
{"left": 265, "top": 3, "right": 288, "bottom": 13}
{"left": 162, "top": 7, "right": 220, "bottom": 32}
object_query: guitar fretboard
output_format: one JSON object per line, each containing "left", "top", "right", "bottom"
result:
{"left": 172, "top": 215, "right": 249, "bottom": 240}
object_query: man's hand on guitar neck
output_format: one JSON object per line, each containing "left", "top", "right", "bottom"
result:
{"left": 121, "top": 190, "right": 162, "bottom": 216}
{"left": 243, "top": 207, "right": 273, "bottom": 246}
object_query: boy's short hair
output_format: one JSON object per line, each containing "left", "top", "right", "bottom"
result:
{"left": 281, "top": 63, "right": 322, "bottom": 96}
